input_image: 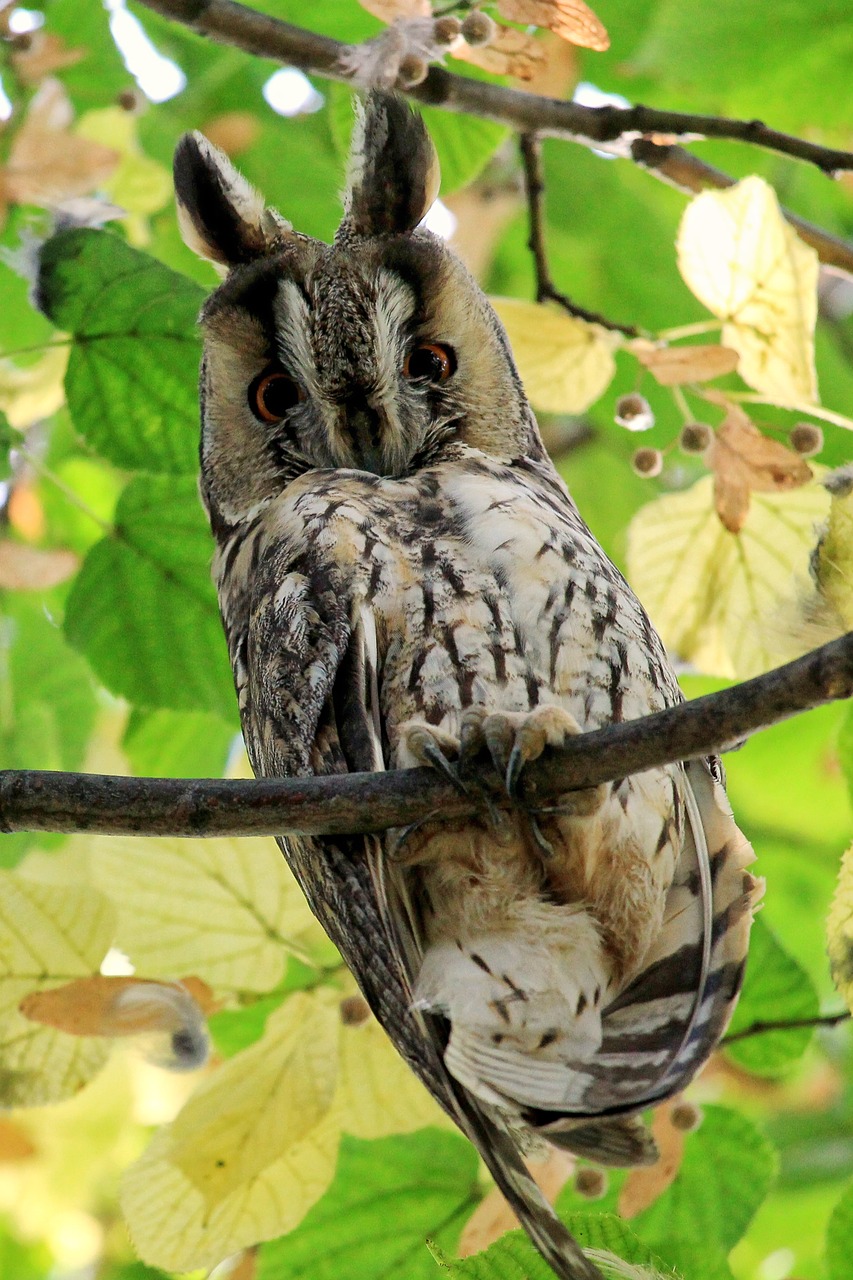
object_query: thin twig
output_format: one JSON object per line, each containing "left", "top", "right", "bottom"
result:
{"left": 131, "top": 0, "right": 853, "bottom": 281}
{"left": 2, "top": 631, "right": 853, "bottom": 839}
{"left": 723, "top": 1011, "right": 851, "bottom": 1045}
{"left": 519, "top": 133, "right": 638, "bottom": 338}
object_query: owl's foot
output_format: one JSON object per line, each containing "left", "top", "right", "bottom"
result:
{"left": 397, "top": 717, "right": 511, "bottom": 840}
{"left": 401, "top": 723, "right": 468, "bottom": 794}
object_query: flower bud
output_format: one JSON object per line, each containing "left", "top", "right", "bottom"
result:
{"left": 461, "top": 11, "right": 497, "bottom": 45}
{"left": 574, "top": 1167, "right": 608, "bottom": 1200}
{"left": 615, "top": 392, "right": 655, "bottom": 432}
{"left": 789, "top": 422, "right": 823, "bottom": 457}
{"left": 679, "top": 422, "right": 714, "bottom": 454}
{"left": 632, "top": 447, "right": 663, "bottom": 477}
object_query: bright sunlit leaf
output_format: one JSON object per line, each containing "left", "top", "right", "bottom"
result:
{"left": 75, "top": 107, "right": 172, "bottom": 245}
{"left": 90, "top": 835, "right": 334, "bottom": 995}
{"left": 627, "top": 474, "right": 830, "bottom": 677}
{"left": 0, "top": 872, "right": 115, "bottom": 1105}
{"left": 0, "top": 346, "right": 68, "bottom": 430}
{"left": 490, "top": 298, "right": 619, "bottom": 413}
{"left": 336, "top": 1011, "right": 449, "bottom": 1139}
{"left": 121, "top": 993, "right": 342, "bottom": 1271}
{"left": 677, "top": 177, "right": 818, "bottom": 406}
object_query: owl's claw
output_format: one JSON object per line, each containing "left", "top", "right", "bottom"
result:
{"left": 403, "top": 724, "right": 469, "bottom": 796}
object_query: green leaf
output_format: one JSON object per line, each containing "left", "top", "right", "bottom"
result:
{"left": 825, "top": 1176, "right": 853, "bottom": 1280}
{"left": 630, "top": 1105, "right": 777, "bottom": 1253}
{"left": 725, "top": 914, "right": 819, "bottom": 1074}
{"left": 64, "top": 474, "right": 234, "bottom": 715}
{"left": 0, "top": 410, "right": 15, "bottom": 482}
{"left": 37, "top": 229, "right": 204, "bottom": 474}
{"left": 0, "top": 595, "right": 98, "bottom": 866}
{"left": 122, "top": 706, "right": 236, "bottom": 777}
{"left": 256, "top": 1130, "right": 478, "bottom": 1280}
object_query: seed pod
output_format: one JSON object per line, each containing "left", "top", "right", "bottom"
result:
{"left": 397, "top": 53, "right": 429, "bottom": 88}
{"left": 615, "top": 392, "right": 655, "bottom": 432}
{"left": 789, "top": 422, "right": 823, "bottom": 457}
{"left": 461, "top": 11, "right": 497, "bottom": 46}
{"left": 670, "top": 1101, "right": 703, "bottom": 1132}
{"left": 632, "top": 447, "right": 663, "bottom": 478}
{"left": 340, "top": 994, "right": 372, "bottom": 1026}
{"left": 679, "top": 422, "right": 714, "bottom": 454}
{"left": 433, "top": 15, "right": 463, "bottom": 44}
{"left": 574, "top": 1167, "right": 608, "bottom": 1200}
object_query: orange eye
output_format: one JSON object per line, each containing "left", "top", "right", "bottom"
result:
{"left": 403, "top": 342, "right": 456, "bottom": 383}
{"left": 249, "top": 368, "right": 305, "bottom": 423}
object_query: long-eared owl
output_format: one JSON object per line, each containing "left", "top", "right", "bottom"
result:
{"left": 174, "top": 94, "right": 762, "bottom": 1280}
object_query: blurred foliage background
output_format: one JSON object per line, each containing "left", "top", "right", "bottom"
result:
{"left": 0, "top": 2, "right": 853, "bottom": 1279}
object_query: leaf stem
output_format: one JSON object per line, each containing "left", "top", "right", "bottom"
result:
{"left": 724, "top": 394, "right": 853, "bottom": 432}
{"left": 657, "top": 320, "right": 723, "bottom": 341}
{"left": 723, "top": 1011, "right": 851, "bottom": 1044}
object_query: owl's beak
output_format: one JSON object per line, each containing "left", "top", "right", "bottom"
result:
{"left": 342, "top": 392, "right": 393, "bottom": 475}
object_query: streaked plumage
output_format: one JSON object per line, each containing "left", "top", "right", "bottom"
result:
{"left": 174, "top": 93, "right": 762, "bottom": 1280}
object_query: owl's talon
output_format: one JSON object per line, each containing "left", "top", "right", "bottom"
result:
{"left": 400, "top": 723, "right": 468, "bottom": 796}
{"left": 506, "top": 743, "right": 525, "bottom": 798}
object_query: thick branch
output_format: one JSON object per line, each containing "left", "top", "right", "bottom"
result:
{"left": 631, "top": 139, "right": 853, "bottom": 280}
{"left": 2, "top": 632, "right": 853, "bottom": 840}
{"left": 132, "top": 0, "right": 853, "bottom": 173}
{"left": 132, "top": 0, "right": 853, "bottom": 281}
{"left": 520, "top": 133, "right": 638, "bottom": 337}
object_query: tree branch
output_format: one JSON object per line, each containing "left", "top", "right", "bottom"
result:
{"left": 519, "top": 133, "right": 639, "bottom": 337}
{"left": 723, "top": 1011, "right": 851, "bottom": 1045}
{"left": 132, "top": 0, "right": 853, "bottom": 281}
{"left": 631, "top": 139, "right": 853, "bottom": 280}
{"left": 2, "top": 632, "right": 853, "bottom": 840}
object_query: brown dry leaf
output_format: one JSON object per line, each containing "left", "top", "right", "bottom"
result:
{"left": 0, "top": 79, "right": 119, "bottom": 225}
{"left": 455, "top": 24, "right": 548, "bottom": 80}
{"left": 0, "top": 541, "right": 78, "bottom": 590}
{"left": 635, "top": 343, "right": 740, "bottom": 387}
{"left": 618, "top": 1103, "right": 686, "bottom": 1218}
{"left": 201, "top": 111, "right": 261, "bottom": 156}
{"left": 459, "top": 1149, "right": 574, "bottom": 1256}
{"left": 707, "top": 405, "right": 811, "bottom": 533}
{"left": 356, "top": 0, "right": 430, "bottom": 18}
{"left": 11, "top": 31, "right": 85, "bottom": 84}
{"left": 0, "top": 1117, "right": 37, "bottom": 1162}
{"left": 498, "top": 0, "right": 609, "bottom": 51}
{"left": 19, "top": 975, "right": 212, "bottom": 1039}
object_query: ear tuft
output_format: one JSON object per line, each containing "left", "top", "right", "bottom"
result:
{"left": 338, "top": 92, "right": 440, "bottom": 241}
{"left": 173, "top": 131, "right": 291, "bottom": 269}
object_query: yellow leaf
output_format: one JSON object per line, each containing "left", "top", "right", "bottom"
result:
{"left": 0, "top": 345, "right": 68, "bottom": 429}
{"left": 677, "top": 177, "right": 818, "bottom": 406}
{"left": 121, "top": 993, "right": 341, "bottom": 1271}
{"left": 90, "top": 835, "right": 335, "bottom": 995}
{"left": 828, "top": 843, "right": 853, "bottom": 1013}
{"left": 0, "top": 871, "right": 115, "bottom": 1104}
{"left": 75, "top": 108, "right": 172, "bottom": 246}
{"left": 336, "top": 1010, "right": 448, "bottom": 1139}
{"left": 627, "top": 474, "right": 830, "bottom": 678}
{"left": 490, "top": 298, "right": 619, "bottom": 413}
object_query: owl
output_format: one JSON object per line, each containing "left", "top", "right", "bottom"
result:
{"left": 174, "top": 94, "right": 762, "bottom": 1280}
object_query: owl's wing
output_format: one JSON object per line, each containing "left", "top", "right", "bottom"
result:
{"left": 442, "top": 757, "right": 762, "bottom": 1135}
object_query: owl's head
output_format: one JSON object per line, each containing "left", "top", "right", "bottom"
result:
{"left": 175, "top": 92, "right": 538, "bottom": 525}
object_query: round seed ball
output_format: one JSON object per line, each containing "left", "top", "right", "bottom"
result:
{"left": 632, "top": 447, "right": 663, "bottom": 477}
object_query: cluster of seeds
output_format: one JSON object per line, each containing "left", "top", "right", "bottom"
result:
{"left": 398, "top": 9, "right": 497, "bottom": 86}
{"left": 612, "top": 394, "right": 824, "bottom": 479}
